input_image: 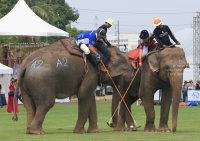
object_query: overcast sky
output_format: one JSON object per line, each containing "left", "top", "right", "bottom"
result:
{"left": 65, "top": 0, "right": 199, "bottom": 35}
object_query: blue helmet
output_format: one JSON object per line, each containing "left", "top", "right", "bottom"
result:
{"left": 140, "top": 30, "right": 149, "bottom": 39}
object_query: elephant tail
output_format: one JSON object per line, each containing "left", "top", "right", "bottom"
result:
{"left": 12, "top": 66, "right": 26, "bottom": 122}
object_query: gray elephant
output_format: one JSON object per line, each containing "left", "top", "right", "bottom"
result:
{"left": 13, "top": 41, "right": 128, "bottom": 134}
{"left": 114, "top": 47, "right": 188, "bottom": 132}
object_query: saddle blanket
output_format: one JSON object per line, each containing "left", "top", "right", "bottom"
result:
{"left": 60, "top": 39, "right": 83, "bottom": 57}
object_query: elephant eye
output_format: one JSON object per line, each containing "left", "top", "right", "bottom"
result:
{"left": 164, "top": 66, "right": 170, "bottom": 70}
{"left": 164, "top": 66, "right": 171, "bottom": 73}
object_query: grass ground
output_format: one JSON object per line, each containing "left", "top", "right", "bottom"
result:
{"left": 0, "top": 97, "right": 199, "bottom": 141}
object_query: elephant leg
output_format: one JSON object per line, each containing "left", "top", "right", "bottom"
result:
{"left": 158, "top": 86, "right": 172, "bottom": 132}
{"left": 139, "top": 85, "right": 157, "bottom": 132}
{"left": 87, "top": 94, "right": 101, "bottom": 133}
{"left": 114, "top": 101, "right": 126, "bottom": 131}
{"left": 111, "top": 75, "right": 123, "bottom": 128}
{"left": 126, "top": 96, "right": 138, "bottom": 131}
{"left": 73, "top": 75, "right": 101, "bottom": 133}
{"left": 29, "top": 89, "right": 55, "bottom": 134}
{"left": 111, "top": 88, "right": 120, "bottom": 128}
{"left": 21, "top": 87, "right": 36, "bottom": 134}
{"left": 114, "top": 95, "right": 137, "bottom": 131}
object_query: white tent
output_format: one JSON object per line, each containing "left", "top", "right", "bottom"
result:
{"left": 0, "top": 0, "right": 69, "bottom": 37}
{"left": 0, "top": 63, "right": 13, "bottom": 74}
{"left": 174, "top": 29, "right": 193, "bottom": 82}
{"left": 0, "top": 63, "right": 13, "bottom": 104}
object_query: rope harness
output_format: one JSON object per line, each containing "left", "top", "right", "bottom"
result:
{"left": 82, "top": 53, "right": 89, "bottom": 80}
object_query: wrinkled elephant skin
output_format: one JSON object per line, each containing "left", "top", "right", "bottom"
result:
{"left": 114, "top": 47, "right": 187, "bottom": 132}
{"left": 15, "top": 41, "right": 128, "bottom": 134}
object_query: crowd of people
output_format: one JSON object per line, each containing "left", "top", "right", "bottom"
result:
{"left": 182, "top": 79, "right": 200, "bottom": 102}
{"left": 3, "top": 44, "right": 23, "bottom": 67}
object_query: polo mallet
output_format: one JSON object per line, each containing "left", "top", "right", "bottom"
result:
{"left": 101, "top": 61, "right": 141, "bottom": 128}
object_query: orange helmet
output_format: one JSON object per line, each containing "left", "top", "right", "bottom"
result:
{"left": 154, "top": 18, "right": 162, "bottom": 26}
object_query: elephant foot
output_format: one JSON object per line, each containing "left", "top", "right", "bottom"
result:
{"left": 144, "top": 125, "right": 157, "bottom": 132}
{"left": 87, "top": 127, "right": 102, "bottom": 133}
{"left": 114, "top": 125, "right": 127, "bottom": 131}
{"left": 73, "top": 128, "right": 86, "bottom": 134}
{"left": 109, "top": 123, "right": 116, "bottom": 128}
{"left": 29, "top": 128, "right": 45, "bottom": 134}
{"left": 26, "top": 127, "right": 30, "bottom": 134}
{"left": 127, "top": 125, "right": 137, "bottom": 131}
{"left": 157, "top": 127, "right": 171, "bottom": 132}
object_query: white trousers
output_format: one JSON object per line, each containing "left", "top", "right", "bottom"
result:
{"left": 142, "top": 46, "right": 148, "bottom": 57}
{"left": 76, "top": 39, "right": 90, "bottom": 55}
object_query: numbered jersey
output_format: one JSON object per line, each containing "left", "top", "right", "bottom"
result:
{"left": 76, "top": 30, "right": 97, "bottom": 46}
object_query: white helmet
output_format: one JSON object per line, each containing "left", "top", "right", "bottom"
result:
{"left": 105, "top": 18, "right": 114, "bottom": 26}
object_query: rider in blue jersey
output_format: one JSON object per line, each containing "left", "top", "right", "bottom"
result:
{"left": 76, "top": 28, "right": 107, "bottom": 69}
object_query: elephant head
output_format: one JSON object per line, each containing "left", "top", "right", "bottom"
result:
{"left": 147, "top": 47, "right": 188, "bottom": 132}
{"left": 98, "top": 47, "right": 129, "bottom": 77}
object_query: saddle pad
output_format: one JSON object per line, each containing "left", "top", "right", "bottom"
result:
{"left": 60, "top": 39, "right": 83, "bottom": 57}
{"left": 128, "top": 48, "right": 139, "bottom": 59}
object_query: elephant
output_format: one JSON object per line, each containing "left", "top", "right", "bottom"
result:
{"left": 13, "top": 41, "right": 128, "bottom": 134}
{"left": 113, "top": 47, "right": 188, "bottom": 132}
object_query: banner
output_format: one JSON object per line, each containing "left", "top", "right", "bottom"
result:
{"left": 188, "top": 90, "right": 200, "bottom": 101}
{"left": 154, "top": 90, "right": 160, "bottom": 100}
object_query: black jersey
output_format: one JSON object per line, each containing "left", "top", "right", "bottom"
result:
{"left": 98, "top": 24, "right": 111, "bottom": 47}
{"left": 153, "top": 25, "right": 178, "bottom": 46}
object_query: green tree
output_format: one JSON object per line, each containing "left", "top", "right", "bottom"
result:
{"left": 66, "top": 25, "right": 83, "bottom": 39}
{"left": 0, "top": 0, "right": 18, "bottom": 18}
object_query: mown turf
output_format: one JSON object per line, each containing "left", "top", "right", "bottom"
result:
{"left": 0, "top": 99, "right": 199, "bottom": 141}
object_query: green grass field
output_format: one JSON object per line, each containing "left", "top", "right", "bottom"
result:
{"left": 0, "top": 99, "right": 199, "bottom": 141}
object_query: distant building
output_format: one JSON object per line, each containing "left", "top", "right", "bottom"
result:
{"left": 107, "top": 33, "right": 140, "bottom": 52}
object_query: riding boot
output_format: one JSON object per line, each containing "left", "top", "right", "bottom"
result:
{"left": 86, "top": 53, "right": 100, "bottom": 66}
{"left": 131, "top": 55, "right": 139, "bottom": 69}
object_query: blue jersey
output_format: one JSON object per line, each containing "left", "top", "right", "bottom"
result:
{"left": 76, "top": 30, "right": 97, "bottom": 46}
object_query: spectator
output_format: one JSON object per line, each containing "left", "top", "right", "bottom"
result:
{"left": 7, "top": 78, "right": 20, "bottom": 113}
{"left": 182, "top": 80, "right": 188, "bottom": 102}
{"left": 16, "top": 47, "right": 23, "bottom": 65}
{"left": 6, "top": 46, "right": 15, "bottom": 67}
{"left": 0, "top": 84, "right": 2, "bottom": 108}
{"left": 187, "top": 79, "right": 196, "bottom": 90}
{"left": 3, "top": 44, "right": 9, "bottom": 66}
{"left": 195, "top": 80, "right": 200, "bottom": 90}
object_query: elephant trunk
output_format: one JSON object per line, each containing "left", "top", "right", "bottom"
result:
{"left": 170, "top": 74, "right": 183, "bottom": 132}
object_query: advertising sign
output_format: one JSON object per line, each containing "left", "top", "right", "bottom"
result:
{"left": 188, "top": 90, "right": 200, "bottom": 101}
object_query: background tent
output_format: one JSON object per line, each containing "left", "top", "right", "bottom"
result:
{"left": 0, "top": 0, "right": 69, "bottom": 37}
{"left": 0, "top": 63, "right": 13, "bottom": 74}
{"left": 174, "top": 29, "right": 193, "bottom": 82}
{"left": 0, "top": 63, "right": 15, "bottom": 104}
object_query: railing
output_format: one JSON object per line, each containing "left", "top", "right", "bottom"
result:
{"left": 0, "top": 58, "right": 24, "bottom": 69}
{"left": 0, "top": 43, "right": 44, "bottom": 48}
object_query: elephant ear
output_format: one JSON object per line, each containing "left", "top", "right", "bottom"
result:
{"left": 107, "top": 47, "right": 129, "bottom": 77}
{"left": 148, "top": 52, "right": 160, "bottom": 72}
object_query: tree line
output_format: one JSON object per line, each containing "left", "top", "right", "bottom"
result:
{"left": 0, "top": 0, "right": 83, "bottom": 44}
